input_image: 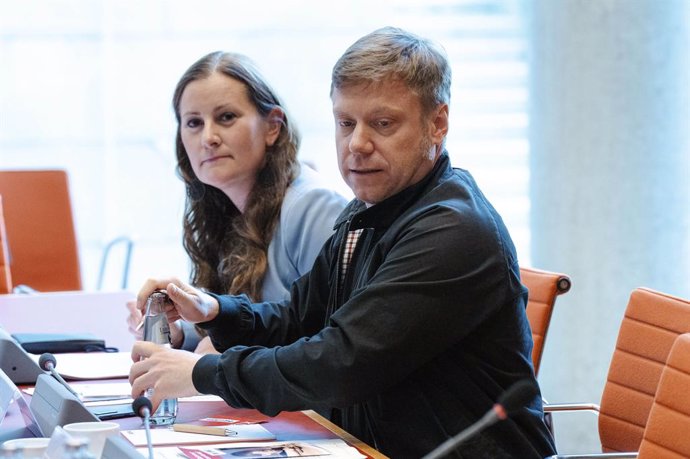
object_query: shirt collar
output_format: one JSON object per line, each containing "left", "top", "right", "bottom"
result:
{"left": 335, "top": 152, "right": 451, "bottom": 230}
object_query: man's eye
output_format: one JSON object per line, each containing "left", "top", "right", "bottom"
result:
{"left": 375, "top": 120, "right": 391, "bottom": 128}
{"left": 338, "top": 120, "right": 354, "bottom": 128}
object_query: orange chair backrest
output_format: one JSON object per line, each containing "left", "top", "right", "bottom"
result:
{"left": 0, "top": 195, "right": 13, "bottom": 293}
{"left": 638, "top": 332, "right": 690, "bottom": 459}
{"left": 0, "top": 170, "right": 82, "bottom": 291}
{"left": 521, "top": 266, "right": 571, "bottom": 376}
{"left": 599, "top": 288, "right": 690, "bottom": 453}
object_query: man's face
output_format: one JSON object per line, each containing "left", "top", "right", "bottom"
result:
{"left": 332, "top": 79, "right": 448, "bottom": 206}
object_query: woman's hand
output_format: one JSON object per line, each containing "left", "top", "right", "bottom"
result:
{"left": 125, "top": 299, "right": 144, "bottom": 340}
{"left": 194, "top": 336, "right": 220, "bottom": 355}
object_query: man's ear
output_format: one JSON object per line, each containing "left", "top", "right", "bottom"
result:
{"left": 429, "top": 104, "right": 449, "bottom": 145}
{"left": 265, "top": 107, "right": 284, "bottom": 147}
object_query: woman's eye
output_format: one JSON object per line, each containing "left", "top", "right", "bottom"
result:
{"left": 220, "top": 112, "right": 236, "bottom": 123}
{"left": 185, "top": 118, "right": 202, "bottom": 128}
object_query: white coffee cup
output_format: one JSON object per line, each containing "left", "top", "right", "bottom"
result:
{"left": 63, "top": 421, "right": 120, "bottom": 458}
{"left": 1, "top": 437, "right": 51, "bottom": 458}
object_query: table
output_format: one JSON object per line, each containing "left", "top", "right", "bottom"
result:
{"left": 0, "top": 291, "right": 387, "bottom": 457}
{"left": 3, "top": 385, "right": 388, "bottom": 458}
{"left": 117, "top": 398, "right": 387, "bottom": 458}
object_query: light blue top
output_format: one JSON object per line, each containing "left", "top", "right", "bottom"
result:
{"left": 180, "top": 164, "right": 347, "bottom": 350}
{"left": 261, "top": 164, "right": 348, "bottom": 301}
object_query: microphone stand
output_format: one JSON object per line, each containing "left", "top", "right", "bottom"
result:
{"left": 421, "top": 380, "right": 537, "bottom": 459}
{"left": 421, "top": 408, "right": 499, "bottom": 459}
{"left": 143, "top": 408, "right": 153, "bottom": 459}
{"left": 133, "top": 396, "right": 154, "bottom": 459}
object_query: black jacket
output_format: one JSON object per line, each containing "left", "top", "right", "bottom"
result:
{"left": 194, "top": 153, "right": 556, "bottom": 458}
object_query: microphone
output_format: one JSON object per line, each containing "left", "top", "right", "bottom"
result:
{"left": 38, "top": 352, "right": 79, "bottom": 398}
{"left": 132, "top": 396, "right": 154, "bottom": 459}
{"left": 421, "top": 380, "right": 538, "bottom": 459}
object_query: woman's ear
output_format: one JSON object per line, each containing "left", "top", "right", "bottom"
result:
{"left": 265, "top": 107, "right": 284, "bottom": 147}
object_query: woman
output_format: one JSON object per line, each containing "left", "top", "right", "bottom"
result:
{"left": 127, "top": 52, "right": 346, "bottom": 351}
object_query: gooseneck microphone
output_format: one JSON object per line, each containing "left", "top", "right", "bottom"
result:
{"left": 421, "top": 380, "right": 539, "bottom": 459}
{"left": 38, "top": 352, "right": 80, "bottom": 398}
{"left": 133, "top": 396, "right": 154, "bottom": 459}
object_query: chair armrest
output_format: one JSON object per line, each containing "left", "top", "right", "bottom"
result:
{"left": 544, "top": 402, "right": 601, "bottom": 413}
{"left": 547, "top": 453, "right": 637, "bottom": 459}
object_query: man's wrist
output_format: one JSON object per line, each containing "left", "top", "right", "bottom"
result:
{"left": 205, "top": 297, "right": 221, "bottom": 323}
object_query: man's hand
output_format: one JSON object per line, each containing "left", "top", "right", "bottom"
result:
{"left": 128, "top": 298, "right": 184, "bottom": 347}
{"left": 136, "top": 277, "right": 220, "bottom": 325}
{"left": 129, "top": 341, "right": 203, "bottom": 412}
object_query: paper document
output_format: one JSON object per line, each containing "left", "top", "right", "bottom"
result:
{"left": 24, "top": 381, "right": 132, "bottom": 403}
{"left": 71, "top": 381, "right": 132, "bottom": 401}
{"left": 122, "top": 423, "right": 276, "bottom": 447}
{"left": 28, "top": 351, "right": 133, "bottom": 380}
{"left": 179, "top": 394, "right": 225, "bottom": 403}
{"left": 139, "top": 439, "right": 366, "bottom": 458}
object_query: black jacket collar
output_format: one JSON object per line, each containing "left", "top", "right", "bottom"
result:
{"left": 335, "top": 152, "right": 451, "bottom": 231}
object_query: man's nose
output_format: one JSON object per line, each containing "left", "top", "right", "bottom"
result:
{"left": 349, "top": 125, "right": 374, "bottom": 155}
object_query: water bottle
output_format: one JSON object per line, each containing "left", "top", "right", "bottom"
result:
{"left": 0, "top": 444, "right": 22, "bottom": 459}
{"left": 63, "top": 437, "right": 96, "bottom": 459}
{"left": 142, "top": 290, "right": 178, "bottom": 425}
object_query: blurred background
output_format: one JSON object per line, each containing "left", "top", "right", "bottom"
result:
{"left": 1, "top": 0, "right": 688, "bottom": 453}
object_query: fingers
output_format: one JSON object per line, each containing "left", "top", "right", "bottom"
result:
{"left": 169, "top": 320, "right": 184, "bottom": 349}
{"left": 129, "top": 341, "right": 165, "bottom": 402}
{"left": 135, "top": 278, "right": 220, "bottom": 325}
{"left": 166, "top": 283, "right": 218, "bottom": 324}
{"left": 130, "top": 340, "right": 156, "bottom": 363}
{"left": 165, "top": 283, "right": 197, "bottom": 312}
{"left": 130, "top": 360, "right": 162, "bottom": 413}
{"left": 129, "top": 345, "right": 203, "bottom": 403}
{"left": 126, "top": 300, "right": 144, "bottom": 340}
{"left": 136, "top": 277, "right": 184, "bottom": 312}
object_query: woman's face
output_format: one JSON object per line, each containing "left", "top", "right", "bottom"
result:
{"left": 179, "top": 72, "right": 281, "bottom": 210}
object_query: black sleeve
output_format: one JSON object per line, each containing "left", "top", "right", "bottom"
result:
{"left": 191, "top": 203, "right": 517, "bottom": 416}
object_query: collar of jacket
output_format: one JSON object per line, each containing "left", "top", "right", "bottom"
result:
{"left": 334, "top": 152, "right": 451, "bottom": 231}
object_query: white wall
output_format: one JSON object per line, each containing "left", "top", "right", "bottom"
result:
{"left": 528, "top": 0, "right": 690, "bottom": 453}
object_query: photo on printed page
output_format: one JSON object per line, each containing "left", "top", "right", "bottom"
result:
{"left": 178, "top": 441, "right": 330, "bottom": 458}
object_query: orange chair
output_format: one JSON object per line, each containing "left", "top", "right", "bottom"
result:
{"left": 0, "top": 170, "right": 81, "bottom": 291}
{"left": 520, "top": 266, "right": 571, "bottom": 376}
{"left": 637, "top": 332, "right": 690, "bottom": 458}
{"left": 546, "top": 288, "right": 690, "bottom": 457}
{"left": 0, "top": 195, "right": 13, "bottom": 293}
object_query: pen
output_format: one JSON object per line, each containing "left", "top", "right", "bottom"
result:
{"left": 173, "top": 423, "right": 238, "bottom": 436}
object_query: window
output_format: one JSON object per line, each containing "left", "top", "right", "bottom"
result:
{"left": 0, "top": 0, "right": 529, "bottom": 289}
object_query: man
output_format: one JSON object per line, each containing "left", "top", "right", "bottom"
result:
{"left": 130, "top": 27, "right": 557, "bottom": 458}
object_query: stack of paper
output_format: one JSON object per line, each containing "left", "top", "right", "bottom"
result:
{"left": 137, "top": 439, "right": 366, "bottom": 458}
{"left": 121, "top": 423, "right": 276, "bottom": 447}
